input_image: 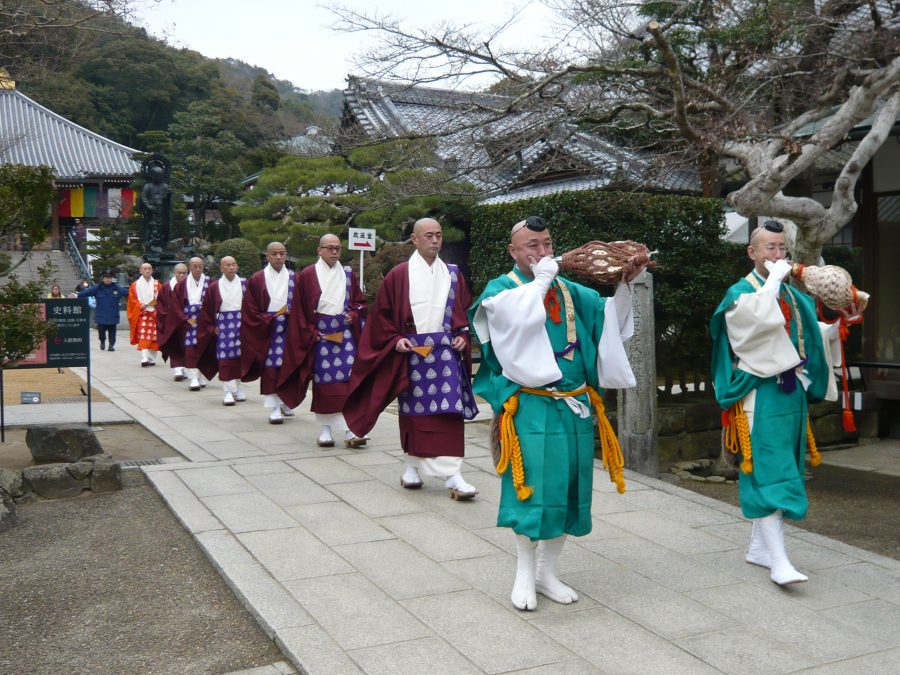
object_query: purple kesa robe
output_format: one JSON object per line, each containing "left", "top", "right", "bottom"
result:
{"left": 240, "top": 267, "right": 305, "bottom": 407}
{"left": 276, "top": 264, "right": 367, "bottom": 412}
{"left": 197, "top": 278, "right": 247, "bottom": 382}
{"left": 156, "top": 279, "right": 185, "bottom": 368}
{"left": 343, "top": 261, "right": 474, "bottom": 458}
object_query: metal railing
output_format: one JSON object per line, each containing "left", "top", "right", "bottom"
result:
{"left": 65, "top": 232, "right": 92, "bottom": 282}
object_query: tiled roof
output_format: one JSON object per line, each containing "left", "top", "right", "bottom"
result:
{"left": 343, "top": 77, "right": 701, "bottom": 201}
{"left": 0, "top": 89, "right": 140, "bottom": 181}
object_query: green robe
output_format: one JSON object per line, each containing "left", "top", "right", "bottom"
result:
{"left": 469, "top": 267, "right": 607, "bottom": 540}
{"left": 710, "top": 273, "right": 830, "bottom": 521}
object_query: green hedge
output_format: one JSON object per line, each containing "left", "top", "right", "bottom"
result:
{"left": 471, "top": 191, "right": 745, "bottom": 394}
{"left": 213, "top": 238, "right": 262, "bottom": 278}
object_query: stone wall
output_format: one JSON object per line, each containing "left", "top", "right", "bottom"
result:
{"left": 656, "top": 397, "right": 877, "bottom": 467}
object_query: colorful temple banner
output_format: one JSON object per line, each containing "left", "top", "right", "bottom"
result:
{"left": 58, "top": 186, "right": 135, "bottom": 219}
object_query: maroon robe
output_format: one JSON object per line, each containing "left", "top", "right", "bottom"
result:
{"left": 343, "top": 260, "right": 473, "bottom": 458}
{"left": 169, "top": 275, "right": 216, "bottom": 374}
{"left": 276, "top": 264, "right": 367, "bottom": 413}
{"left": 196, "top": 279, "right": 241, "bottom": 382}
{"left": 156, "top": 280, "right": 184, "bottom": 368}
{"left": 240, "top": 267, "right": 303, "bottom": 405}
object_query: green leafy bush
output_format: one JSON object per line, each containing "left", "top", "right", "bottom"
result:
{"left": 214, "top": 238, "right": 262, "bottom": 278}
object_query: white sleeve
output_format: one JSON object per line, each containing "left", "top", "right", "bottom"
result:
{"left": 725, "top": 289, "right": 801, "bottom": 378}
{"left": 597, "top": 281, "right": 636, "bottom": 388}
{"left": 817, "top": 321, "right": 842, "bottom": 402}
{"left": 472, "top": 284, "right": 562, "bottom": 387}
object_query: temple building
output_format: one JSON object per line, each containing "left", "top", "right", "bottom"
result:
{"left": 0, "top": 69, "right": 140, "bottom": 248}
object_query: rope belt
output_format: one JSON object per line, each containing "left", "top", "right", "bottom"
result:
{"left": 722, "top": 401, "right": 821, "bottom": 474}
{"left": 495, "top": 385, "right": 627, "bottom": 501}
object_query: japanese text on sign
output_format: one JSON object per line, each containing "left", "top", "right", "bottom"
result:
{"left": 348, "top": 228, "right": 376, "bottom": 251}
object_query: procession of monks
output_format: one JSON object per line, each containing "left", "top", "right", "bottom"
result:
{"left": 125, "top": 221, "right": 481, "bottom": 500}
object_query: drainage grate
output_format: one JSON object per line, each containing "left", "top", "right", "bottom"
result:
{"left": 46, "top": 397, "right": 89, "bottom": 403}
{"left": 118, "top": 458, "right": 167, "bottom": 469}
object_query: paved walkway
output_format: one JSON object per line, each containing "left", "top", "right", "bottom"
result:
{"left": 71, "top": 345, "right": 900, "bottom": 674}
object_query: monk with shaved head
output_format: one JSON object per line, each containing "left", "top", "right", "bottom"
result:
{"left": 163, "top": 256, "right": 214, "bottom": 391}
{"left": 127, "top": 262, "right": 162, "bottom": 366}
{"left": 710, "top": 219, "right": 838, "bottom": 587}
{"left": 156, "top": 263, "right": 188, "bottom": 380}
{"left": 344, "top": 217, "right": 480, "bottom": 500}
{"left": 277, "top": 234, "right": 369, "bottom": 446}
{"left": 241, "top": 241, "right": 303, "bottom": 424}
{"left": 194, "top": 255, "right": 249, "bottom": 405}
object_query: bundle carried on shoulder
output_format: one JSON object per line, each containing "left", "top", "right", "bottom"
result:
{"left": 557, "top": 240, "right": 656, "bottom": 284}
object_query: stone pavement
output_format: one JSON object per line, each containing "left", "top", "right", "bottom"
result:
{"left": 73, "top": 344, "right": 900, "bottom": 674}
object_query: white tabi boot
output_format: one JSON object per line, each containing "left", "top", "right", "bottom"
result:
{"left": 233, "top": 388, "right": 246, "bottom": 402}
{"left": 444, "top": 473, "right": 478, "bottom": 501}
{"left": 758, "top": 510, "right": 808, "bottom": 585}
{"left": 173, "top": 367, "right": 186, "bottom": 382}
{"left": 318, "top": 425, "right": 334, "bottom": 448}
{"left": 140, "top": 349, "right": 150, "bottom": 367}
{"left": 223, "top": 384, "right": 235, "bottom": 407}
{"left": 535, "top": 535, "right": 579, "bottom": 604}
{"left": 512, "top": 535, "right": 538, "bottom": 611}
{"left": 280, "top": 403, "right": 295, "bottom": 417}
{"left": 745, "top": 519, "right": 772, "bottom": 568}
{"left": 400, "top": 464, "right": 423, "bottom": 489}
{"left": 344, "top": 430, "right": 369, "bottom": 448}
{"left": 265, "top": 395, "right": 283, "bottom": 425}
{"left": 189, "top": 376, "right": 201, "bottom": 392}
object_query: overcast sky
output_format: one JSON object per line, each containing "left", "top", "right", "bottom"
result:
{"left": 133, "top": 0, "right": 557, "bottom": 92}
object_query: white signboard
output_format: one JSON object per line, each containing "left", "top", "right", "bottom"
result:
{"left": 348, "top": 228, "right": 376, "bottom": 251}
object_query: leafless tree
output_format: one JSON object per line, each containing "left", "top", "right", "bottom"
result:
{"left": 331, "top": 0, "right": 900, "bottom": 263}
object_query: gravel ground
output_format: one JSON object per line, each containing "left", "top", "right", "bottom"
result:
{"left": 675, "top": 462, "right": 900, "bottom": 560}
{"left": 0, "top": 476, "right": 285, "bottom": 674}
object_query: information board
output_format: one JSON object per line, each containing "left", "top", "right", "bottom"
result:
{"left": 16, "top": 299, "right": 90, "bottom": 369}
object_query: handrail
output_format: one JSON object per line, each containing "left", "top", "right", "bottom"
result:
{"left": 846, "top": 361, "right": 900, "bottom": 370}
{"left": 65, "top": 232, "right": 92, "bottom": 282}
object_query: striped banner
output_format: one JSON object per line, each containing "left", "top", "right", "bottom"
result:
{"left": 58, "top": 189, "right": 71, "bottom": 217}
{"left": 83, "top": 187, "right": 97, "bottom": 218}
{"left": 121, "top": 188, "right": 135, "bottom": 217}
{"left": 59, "top": 186, "right": 136, "bottom": 218}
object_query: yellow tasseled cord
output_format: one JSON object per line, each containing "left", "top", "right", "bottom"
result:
{"left": 723, "top": 400, "right": 754, "bottom": 474}
{"left": 495, "top": 393, "right": 534, "bottom": 501}
{"left": 807, "top": 417, "right": 822, "bottom": 467}
{"left": 587, "top": 388, "right": 627, "bottom": 494}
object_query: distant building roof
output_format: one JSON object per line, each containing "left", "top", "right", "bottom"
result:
{"left": 342, "top": 76, "right": 700, "bottom": 201}
{"left": 0, "top": 88, "right": 140, "bottom": 182}
{"left": 280, "top": 125, "right": 333, "bottom": 156}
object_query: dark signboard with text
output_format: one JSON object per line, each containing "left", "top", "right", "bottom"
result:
{"left": 17, "top": 299, "right": 90, "bottom": 369}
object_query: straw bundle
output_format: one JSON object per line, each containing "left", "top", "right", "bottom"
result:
{"left": 557, "top": 240, "right": 655, "bottom": 284}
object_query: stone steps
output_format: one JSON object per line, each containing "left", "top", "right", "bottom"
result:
{"left": 3, "top": 250, "right": 87, "bottom": 293}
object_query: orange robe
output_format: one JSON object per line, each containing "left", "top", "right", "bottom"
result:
{"left": 127, "top": 279, "right": 161, "bottom": 350}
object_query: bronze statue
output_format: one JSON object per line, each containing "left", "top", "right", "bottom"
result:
{"left": 139, "top": 154, "right": 173, "bottom": 260}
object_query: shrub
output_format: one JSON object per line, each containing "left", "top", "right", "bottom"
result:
{"left": 214, "top": 238, "right": 261, "bottom": 278}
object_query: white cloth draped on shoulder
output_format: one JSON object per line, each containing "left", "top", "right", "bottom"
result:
{"left": 725, "top": 288, "right": 801, "bottom": 378}
{"left": 264, "top": 264, "right": 289, "bottom": 312}
{"left": 218, "top": 275, "right": 243, "bottom": 312}
{"left": 408, "top": 251, "right": 451, "bottom": 333}
{"left": 136, "top": 276, "right": 157, "bottom": 310}
{"left": 315, "top": 258, "right": 347, "bottom": 314}
{"left": 473, "top": 274, "right": 636, "bottom": 389}
{"left": 187, "top": 274, "right": 207, "bottom": 305}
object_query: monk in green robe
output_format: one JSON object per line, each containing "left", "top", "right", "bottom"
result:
{"left": 470, "top": 216, "right": 640, "bottom": 611}
{"left": 710, "top": 220, "right": 837, "bottom": 586}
